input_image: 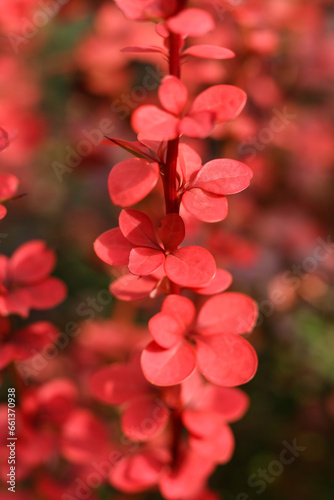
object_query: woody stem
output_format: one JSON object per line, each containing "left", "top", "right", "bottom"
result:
{"left": 163, "top": 32, "right": 182, "bottom": 215}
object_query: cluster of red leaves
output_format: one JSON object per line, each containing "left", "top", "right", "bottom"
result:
{"left": 95, "top": 210, "right": 216, "bottom": 287}
{"left": 105, "top": 141, "right": 253, "bottom": 223}
{"left": 0, "top": 240, "right": 66, "bottom": 371}
{"left": 0, "top": 130, "right": 19, "bottom": 220}
{"left": 0, "top": 139, "right": 67, "bottom": 424}
{"left": 142, "top": 293, "right": 257, "bottom": 387}
{"left": 0, "top": 241, "right": 66, "bottom": 318}
{"left": 90, "top": 356, "right": 249, "bottom": 495}
{"left": 90, "top": 1, "right": 258, "bottom": 499}
{"left": 132, "top": 75, "right": 246, "bottom": 141}
{"left": 0, "top": 173, "right": 18, "bottom": 220}
{"left": 0, "top": 127, "right": 71, "bottom": 497}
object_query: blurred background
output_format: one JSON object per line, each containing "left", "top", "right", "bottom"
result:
{"left": 0, "top": 0, "right": 334, "bottom": 499}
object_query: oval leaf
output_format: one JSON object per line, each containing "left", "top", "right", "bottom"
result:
{"left": 158, "top": 213, "right": 185, "bottom": 251}
{"left": 196, "top": 292, "right": 258, "bottom": 335}
{"left": 161, "top": 294, "right": 196, "bottom": 327}
{"left": 141, "top": 340, "right": 196, "bottom": 386}
{"left": 192, "top": 159, "right": 253, "bottom": 195}
{"left": 167, "top": 9, "right": 215, "bottom": 37}
{"left": 23, "top": 278, "right": 67, "bottom": 310}
{"left": 188, "top": 424, "right": 235, "bottom": 463}
{"left": 110, "top": 274, "right": 157, "bottom": 301}
{"left": 149, "top": 312, "right": 186, "bottom": 348}
{"left": 189, "top": 85, "right": 247, "bottom": 124}
{"left": 182, "top": 188, "right": 228, "bottom": 223}
{"left": 192, "top": 268, "right": 232, "bottom": 295}
{"left": 0, "top": 174, "right": 19, "bottom": 201}
{"left": 198, "top": 385, "right": 249, "bottom": 422}
{"left": 110, "top": 450, "right": 166, "bottom": 493}
{"left": 132, "top": 105, "right": 179, "bottom": 141}
{"left": 158, "top": 76, "right": 188, "bottom": 116}
{"left": 108, "top": 158, "right": 159, "bottom": 207}
{"left": 121, "top": 45, "right": 166, "bottom": 54}
{"left": 165, "top": 246, "right": 216, "bottom": 287}
{"left": 196, "top": 334, "right": 258, "bottom": 387}
{"left": 121, "top": 395, "right": 169, "bottom": 441}
{"left": 179, "top": 111, "right": 215, "bottom": 138}
{"left": 9, "top": 240, "right": 55, "bottom": 285}
{"left": 61, "top": 409, "right": 108, "bottom": 464}
{"left": 119, "top": 209, "right": 159, "bottom": 248}
{"left": 90, "top": 359, "right": 149, "bottom": 405}
{"left": 128, "top": 247, "right": 165, "bottom": 275}
{"left": 183, "top": 45, "right": 235, "bottom": 60}
{"left": 94, "top": 228, "right": 133, "bottom": 266}
{"left": 177, "top": 143, "right": 202, "bottom": 184}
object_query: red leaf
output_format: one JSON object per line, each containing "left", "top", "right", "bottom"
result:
{"left": 110, "top": 274, "right": 157, "bottom": 301}
{"left": 183, "top": 45, "right": 235, "bottom": 60}
{"left": 192, "top": 269, "right": 232, "bottom": 295}
{"left": 180, "top": 111, "right": 215, "bottom": 138}
{"left": 196, "top": 334, "right": 258, "bottom": 387}
{"left": 121, "top": 45, "right": 166, "bottom": 54}
{"left": 101, "top": 137, "right": 158, "bottom": 161}
{"left": 177, "top": 144, "right": 202, "bottom": 184}
{"left": 11, "top": 321, "right": 59, "bottom": 360}
{"left": 121, "top": 395, "right": 169, "bottom": 441}
{"left": 156, "top": 22, "right": 170, "bottom": 39}
{"left": 149, "top": 312, "right": 186, "bottom": 348}
{"left": 61, "top": 409, "right": 108, "bottom": 464}
{"left": 158, "top": 213, "right": 185, "bottom": 251}
{"left": 9, "top": 240, "right": 55, "bottom": 285}
{"left": 182, "top": 188, "right": 228, "bottom": 222}
{"left": 0, "top": 205, "right": 6, "bottom": 220}
{"left": 114, "top": 0, "right": 147, "bottom": 20}
{"left": 33, "top": 378, "right": 78, "bottom": 425}
{"left": 182, "top": 410, "right": 223, "bottom": 437}
{"left": 90, "top": 359, "right": 149, "bottom": 404}
{"left": 167, "top": 9, "right": 215, "bottom": 37}
{"left": 189, "top": 85, "right": 247, "bottom": 124}
{"left": 114, "top": 0, "right": 176, "bottom": 20}
{"left": 188, "top": 424, "right": 234, "bottom": 464}
{"left": 159, "top": 447, "right": 215, "bottom": 500}
{"left": 138, "top": 138, "right": 168, "bottom": 163}
{"left": 196, "top": 292, "right": 258, "bottom": 335}
{"left": 22, "top": 278, "right": 67, "bottom": 310}
{"left": 0, "top": 288, "right": 30, "bottom": 318}
{"left": 192, "top": 159, "right": 253, "bottom": 195}
{"left": 110, "top": 450, "right": 167, "bottom": 493}
{"left": 0, "top": 174, "right": 18, "bottom": 201}
{"left": 108, "top": 158, "right": 159, "bottom": 207}
{"left": 141, "top": 340, "right": 196, "bottom": 386}
{"left": 198, "top": 386, "right": 249, "bottom": 422}
{"left": 119, "top": 209, "right": 159, "bottom": 248}
{"left": 132, "top": 105, "right": 179, "bottom": 141}
{"left": 128, "top": 247, "right": 165, "bottom": 275}
{"left": 165, "top": 246, "right": 216, "bottom": 287}
{"left": 94, "top": 228, "right": 133, "bottom": 266}
{"left": 158, "top": 76, "right": 188, "bottom": 116}
{"left": 161, "top": 294, "right": 196, "bottom": 328}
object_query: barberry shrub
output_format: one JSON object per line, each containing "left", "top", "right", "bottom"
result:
{"left": 92, "top": 1, "right": 259, "bottom": 498}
